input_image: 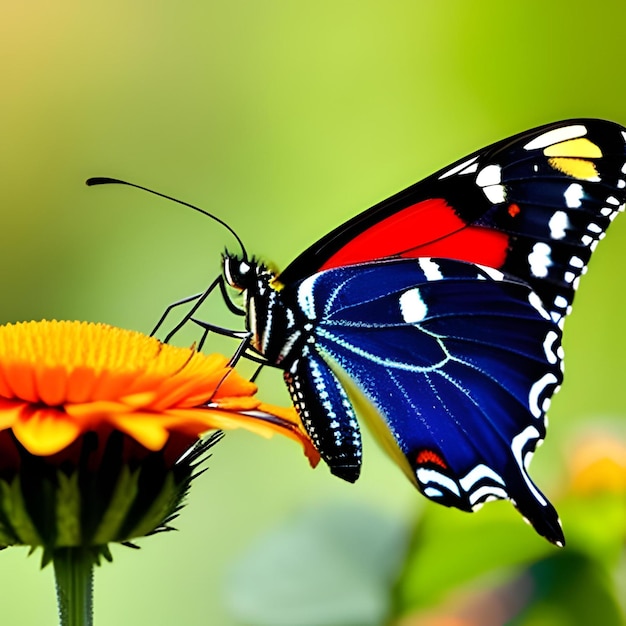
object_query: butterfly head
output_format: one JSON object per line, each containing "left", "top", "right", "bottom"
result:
{"left": 222, "top": 253, "right": 286, "bottom": 357}
{"left": 223, "top": 253, "right": 255, "bottom": 291}
{"left": 222, "top": 253, "right": 280, "bottom": 293}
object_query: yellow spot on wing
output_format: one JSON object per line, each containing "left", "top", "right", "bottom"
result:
{"left": 544, "top": 138, "right": 602, "bottom": 180}
{"left": 548, "top": 157, "right": 599, "bottom": 180}
{"left": 543, "top": 137, "right": 602, "bottom": 158}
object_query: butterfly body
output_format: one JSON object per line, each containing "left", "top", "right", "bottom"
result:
{"left": 224, "top": 119, "right": 626, "bottom": 545}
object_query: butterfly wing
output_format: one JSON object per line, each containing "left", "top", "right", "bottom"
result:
{"left": 284, "top": 257, "right": 564, "bottom": 544}
{"left": 279, "top": 119, "right": 626, "bottom": 325}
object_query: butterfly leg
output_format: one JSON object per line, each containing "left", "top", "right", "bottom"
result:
{"left": 284, "top": 352, "right": 362, "bottom": 482}
{"left": 189, "top": 318, "right": 267, "bottom": 378}
{"left": 151, "top": 291, "right": 206, "bottom": 338}
{"left": 151, "top": 275, "right": 245, "bottom": 343}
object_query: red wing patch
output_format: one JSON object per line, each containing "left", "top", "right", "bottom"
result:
{"left": 416, "top": 449, "right": 448, "bottom": 469}
{"left": 508, "top": 203, "right": 521, "bottom": 218}
{"left": 319, "top": 198, "right": 510, "bottom": 271}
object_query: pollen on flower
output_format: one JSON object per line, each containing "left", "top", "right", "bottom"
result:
{"left": 0, "top": 320, "right": 318, "bottom": 552}
{"left": 0, "top": 320, "right": 317, "bottom": 462}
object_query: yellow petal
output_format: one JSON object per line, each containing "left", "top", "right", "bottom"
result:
{"left": 106, "top": 413, "right": 170, "bottom": 451}
{"left": 13, "top": 407, "right": 82, "bottom": 456}
{"left": 0, "top": 321, "right": 315, "bottom": 463}
{"left": 0, "top": 398, "right": 25, "bottom": 429}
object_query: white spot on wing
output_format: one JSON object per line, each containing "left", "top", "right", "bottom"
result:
{"left": 476, "top": 164, "right": 501, "bottom": 187}
{"left": 476, "top": 165, "right": 506, "bottom": 204}
{"left": 479, "top": 266, "right": 504, "bottom": 282}
{"left": 438, "top": 155, "right": 480, "bottom": 179}
{"left": 461, "top": 163, "right": 479, "bottom": 175}
{"left": 469, "top": 486, "right": 509, "bottom": 507}
{"left": 418, "top": 258, "right": 443, "bottom": 281}
{"left": 528, "top": 242, "right": 552, "bottom": 278}
{"left": 416, "top": 468, "right": 461, "bottom": 497}
{"left": 523, "top": 124, "right": 587, "bottom": 150}
{"left": 400, "top": 288, "right": 428, "bottom": 324}
{"left": 528, "top": 292, "right": 550, "bottom": 320}
{"left": 297, "top": 275, "right": 319, "bottom": 320}
{"left": 529, "top": 373, "right": 558, "bottom": 418}
{"left": 564, "top": 183, "right": 583, "bottom": 208}
{"left": 548, "top": 211, "right": 569, "bottom": 239}
{"left": 459, "top": 464, "right": 505, "bottom": 490}
{"left": 511, "top": 426, "right": 547, "bottom": 506}
{"left": 482, "top": 184, "right": 506, "bottom": 204}
{"left": 543, "top": 330, "right": 560, "bottom": 365}
{"left": 554, "top": 295, "right": 568, "bottom": 309}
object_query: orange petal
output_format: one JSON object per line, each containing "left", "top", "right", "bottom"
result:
{"left": 65, "top": 400, "right": 130, "bottom": 429}
{"left": 3, "top": 361, "right": 38, "bottom": 403}
{"left": 149, "top": 376, "right": 216, "bottom": 411}
{"left": 34, "top": 364, "right": 68, "bottom": 406}
{"left": 0, "top": 362, "right": 16, "bottom": 398}
{"left": 118, "top": 392, "right": 159, "bottom": 409}
{"left": 258, "top": 403, "right": 320, "bottom": 467}
{"left": 90, "top": 370, "right": 140, "bottom": 402}
{"left": 13, "top": 407, "right": 82, "bottom": 455}
{"left": 0, "top": 322, "right": 314, "bottom": 461}
{"left": 209, "top": 368, "right": 257, "bottom": 400}
{"left": 0, "top": 398, "right": 26, "bottom": 430}
{"left": 65, "top": 366, "right": 98, "bottom": 403}
{"left": 212, "top": 397, "right": 260, "bottom": 411}
{"left": 165, "top": 403, "right": 321, "bottom": 467}
{"left": 105, "top": 413, "right": 170, "bottom": 451}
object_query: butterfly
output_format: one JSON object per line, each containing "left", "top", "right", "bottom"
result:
{"left": 220, "top": 119, "right": 626, "bottom": 546}
{"left": 88, "top": 119, "right": 626, "bottom": 546}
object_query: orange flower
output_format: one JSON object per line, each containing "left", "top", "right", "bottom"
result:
{"left": 0, "top": 320, "right": 319, "bottom": 463}
{"left": 0, "top": 320, "right": 318, "bottom": 552}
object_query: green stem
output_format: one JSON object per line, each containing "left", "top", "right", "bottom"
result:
{"left": 53, "top": 548, "right": 94, "bottom": 626}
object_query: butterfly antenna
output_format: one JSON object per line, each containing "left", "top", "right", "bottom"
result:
{"left": 86, "top": 176, "right": 248, "bottom": 260}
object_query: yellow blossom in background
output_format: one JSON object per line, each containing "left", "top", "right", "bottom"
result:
{"left": 567, "top": 433, "right": 626, "bottom": 495}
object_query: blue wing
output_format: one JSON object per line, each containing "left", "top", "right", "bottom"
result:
{"left": 288, "top": 257, "right": 565, "bottom": 544}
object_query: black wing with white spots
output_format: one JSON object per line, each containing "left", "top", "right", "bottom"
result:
{"left": 279, "top": 119, "right": 626, "bottom": 326}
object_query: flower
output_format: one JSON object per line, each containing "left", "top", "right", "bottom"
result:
{"left": 0, "top": 320, "right": 318, "bottom": 555}
{"left": 567, "top": 431, "right": 626, "bottom": 495}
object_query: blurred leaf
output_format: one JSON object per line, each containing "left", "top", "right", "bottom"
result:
{"left": 516, "top": 550, "right": 624, "bottom": 626}
{"left": 225, "top": 501, "right": 408, "bottom": 626}
{"left": 556, "top": 492, "right": 626, "bottom": 568}
{"left": 393, "top": 550, "right": 624, "bottom": 626}
{"left": 394, "top": 502, "right": 557, "bottom": 615}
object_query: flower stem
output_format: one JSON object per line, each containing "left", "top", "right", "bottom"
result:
{"left": 53, "top": 548, "right": 94, "bottom": 626}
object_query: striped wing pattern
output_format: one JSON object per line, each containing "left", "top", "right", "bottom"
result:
{"left": 285, "top": 257, "right": 564, "bottom": 543}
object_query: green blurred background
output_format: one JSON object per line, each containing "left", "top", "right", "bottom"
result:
{"left": 2, "top": 1, "right": 626, "bottom": 624}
